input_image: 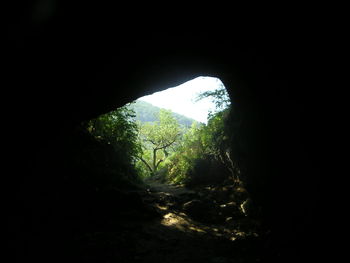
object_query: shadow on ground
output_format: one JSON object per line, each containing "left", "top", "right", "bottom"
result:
{"left": 70, "top": 178, "right": 264, "bottom": 263}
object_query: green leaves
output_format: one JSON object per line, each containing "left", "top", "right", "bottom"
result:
{"left": 128, "top": 100, "right": 195, "bottom": 127}
{"left": 165, "top": 85, "right": 232, "bottom": 185}
{"left": 137, "top": 109, "right": 181, "bottom": 175}
{"left": 84, "top": 85, "right": 233, "bottom": 185}
{"left": 196, "top": 85, "right": 231, "bottom": 112}
{"left": 86, "top": 103, "right": 140, "bottom": 164}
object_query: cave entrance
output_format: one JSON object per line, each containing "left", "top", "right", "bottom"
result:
{"left": 84, "top": 76, "right": 234, "bottom": 187}
{"left": 79, "top": 76, "right": 261, "bottom": 262}
{"left": 128, "top": 76, "right": 232, "bottom": 185}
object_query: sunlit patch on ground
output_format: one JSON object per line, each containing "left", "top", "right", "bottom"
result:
{"left": 115, "top": 180, "right": 264, "bottom": 263}
{"left": 160, "top": 210, "right": 256, "bottom": 241}
{"left": 141, "top": 180, "right": 261, "bottom": 248}
{"left": 161, "top": 212, "right": 207, "bottom": 233}
{"left": 155, "top": 204, "right": 168, "bottom": 211}
{"left": 161, "top": 213, "right": 184, "bottom": 227}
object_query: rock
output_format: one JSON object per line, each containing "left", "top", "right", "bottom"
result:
{"left": 182, "top": 199, "right": 218, "bottom": 223}
{"left": 240, "top": 198, "right": 253, "bottom": 216}
{"left": 219, "top": 201, "right": 242, "bottom": 218}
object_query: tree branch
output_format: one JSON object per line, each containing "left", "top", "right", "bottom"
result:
{"left": 155, "top": 134, "right": 179, "bottom": 151}
{"left": 155, "top": 159, "right": 163, "bottom": 170}
{"left": 146, "top": 139, "right": 157, "bottom": 145}
{"left": 137, "top": 156, "right": 153, "bottom": 173}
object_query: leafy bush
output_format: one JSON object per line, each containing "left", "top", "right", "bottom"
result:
{"left": 163, "top": 108, "right": 233, "bottom": 186}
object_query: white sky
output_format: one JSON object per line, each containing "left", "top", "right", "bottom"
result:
{"left": 138, "top": 76, "right": 225, "bottom": 124}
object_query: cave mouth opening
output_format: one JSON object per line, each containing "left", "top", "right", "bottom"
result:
{"left": 70, "top": 75, "right": 262, "bottom": 262}
{"left": 84, "top": 76, "right": 236, "bottom": 188}
{"left": 132, "top": 76, "right": 232, "bottom": 186}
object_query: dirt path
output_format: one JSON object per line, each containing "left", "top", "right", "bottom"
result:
{"left": 146, "top": 181, "right": 196, "bottom": 196}
{"left": 122, "top": 180, "right": 262, "bottom": 263}
{"left": 76, "top": 180, "right": 262, "bottom": 263}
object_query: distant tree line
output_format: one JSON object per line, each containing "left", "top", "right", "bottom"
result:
{"left": 128, "top": 100, "right": 197, "bottom": 127}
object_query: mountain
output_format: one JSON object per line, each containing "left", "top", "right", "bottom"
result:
{"left": 128, "top": 100, "right": 197, "bottom": 127}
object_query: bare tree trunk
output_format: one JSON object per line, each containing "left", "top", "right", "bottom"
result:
{"left": 153, "top": 148, "right": 157, "bottom": 172}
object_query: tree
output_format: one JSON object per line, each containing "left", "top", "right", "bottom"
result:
{"left": 85, "top": 103, "right": 141, "bottom": 165}
{"left": 128, "top": 100, "right": 196, "bottom": 127}
{"left": 195, "top": 82, "right": 231, "bottom": 112}
{"left": 137, "top": 109, "right": 181, "bottom": 175}
{"left": 196, "top": 86, "right": 239, "bottom": 183}
{"left": 165, "top": 85, "right": 236, "bottom": 185}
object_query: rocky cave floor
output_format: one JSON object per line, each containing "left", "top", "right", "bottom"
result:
{"left": 72, "top": 178, "right": 265, "bottom": 263}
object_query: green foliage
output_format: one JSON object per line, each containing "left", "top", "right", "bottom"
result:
{"left": 128, "top": 100, "right": 197, "bottom": 126}
{"left": 139, "top": 110, "right": 181, "bottom": 150}
{"left": 164, "top": 86, "right": 235, "bottom": 186}
{"left": 85, "top": 103, "right": 141, "bottom": 168}
{"left": 165, "top": 121, "right": 210, "bottom": 184}
{"left": 136, "top": 109, "right": 182, "bottom": 176}
{"left": 82, "top": 85, "right": 235, "bottom": 187}
{"left": 196, "top": 83, "right": 231, "bottom": 112}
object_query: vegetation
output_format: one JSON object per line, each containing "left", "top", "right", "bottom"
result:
{"left": 72, "top": 85, "right": 260, "bottom": 262}
{"left": 165, "top": 109, "right": 231, "bottom": 185}
{"left": 83, "top": 85, "right": 235, "bottom": 187}
{"left": 83, "top": 104, "right": 142, "bottom": 186}
{"left": 129, "top": 100, "right": 197, "bottom": 127}
{"left": 136, "top": 109, "right": 181, "bottom": 176}
{"left": 164, "top": 109, "right": 236, "bottom": 186}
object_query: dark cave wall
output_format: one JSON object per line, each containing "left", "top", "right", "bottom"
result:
{"left": 6, "top": 3, "right": 323, "bottom": 262}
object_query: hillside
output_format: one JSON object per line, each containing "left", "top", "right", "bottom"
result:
{"left": 128, "top": 100, "right": 197, "bottom": 127}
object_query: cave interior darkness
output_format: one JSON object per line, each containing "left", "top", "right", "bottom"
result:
{"left": 5, "top": 3, "right": 328, "bottom": 263}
